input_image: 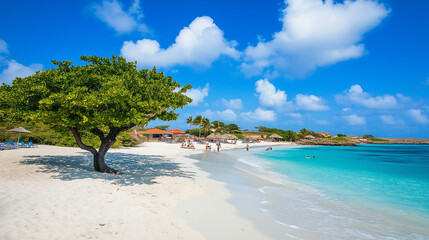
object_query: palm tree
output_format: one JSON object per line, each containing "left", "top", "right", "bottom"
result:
{"left": 202, "top": 117, "right": 211, "bottom": 137}
{"left": 211, "top": 120, "right": 224, "bottom": 132}
{"left": 192, "top": 115, "right": 203, "bottom": 138}
{"left": 186, "top": 116, "right": 193, "bottom": 131}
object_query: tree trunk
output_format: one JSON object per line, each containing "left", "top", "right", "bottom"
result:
{"left": 92, "top": 138, "right": 119, "bottom": 174}
{"left": 68, "top": 125, "right": 135, "bottom": 175}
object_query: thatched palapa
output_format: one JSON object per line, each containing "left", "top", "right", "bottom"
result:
{"left": 244, "top": 135, "right": 263, "bottom": 141}
{"left": 268, "top": 134, "right": 282, "bottom": 139}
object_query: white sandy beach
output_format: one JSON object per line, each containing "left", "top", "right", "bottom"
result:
{"left": 0, "top": 141, "right": 293, "bottom": 240}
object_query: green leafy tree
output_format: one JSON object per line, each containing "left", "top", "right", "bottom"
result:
{"left": 255, "top": 126, "right": 275, "bottom": 132}
{"left": 211, "top": 120, "right": 224, "bottom": 132}
{"left": 0, "top": 55, "right": 192, "bottom": 174}
{"left": 298, "top": 128, "right": 315, "bottom": 139}
{"left": 282, "top": 130, "right": 298, "bottom": 141}
{"left": 153, "top": 125, "right": 170, "bottom": 130}
{"left": 224, "top": 123, "right": 240, "bottom": 133}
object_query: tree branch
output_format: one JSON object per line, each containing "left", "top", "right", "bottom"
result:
{"left": 68, "top": 126, "right": 97, "bottom": 155}
{"left": 91, "top": 127, "right": 106, "bottom": 141}
{"left": 117, "top": 123, "right": 136, "bottom": 134}
{"left": 142, "top": 108, "right": 167, "bottom": 119}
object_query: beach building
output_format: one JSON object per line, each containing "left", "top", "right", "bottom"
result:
{"left": 268, "top": 133, "right": 283, "bottom": 142}
{"left": 244, "top": 135, "right": 263, "bottom": 142}
{"left": 167, "top": 129, "right": 186, "bottom": 136}
{"left": 305, "top": 135, "right": 316, "bottom": 139}
{"left": 137, "top": 129, "right": 172, "bottom": 141}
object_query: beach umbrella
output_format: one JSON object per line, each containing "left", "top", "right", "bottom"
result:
{"left": 225, "top": 134, "right": 238, "bottom": 140}
{"left": 206, "top": 133, "right": 217, "bottom": 140}
{"left": 7, "top": 127, "right": 32, "bottom": 144}
{"left": 268, "top": 134, "right": 283, "bottom": 139}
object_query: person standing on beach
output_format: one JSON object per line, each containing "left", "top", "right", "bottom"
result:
{"left": 217, "top": 142, "right": 221, "bottom": 152}
{"left": 246, "top": 144, "right": 249, "bottom": 151}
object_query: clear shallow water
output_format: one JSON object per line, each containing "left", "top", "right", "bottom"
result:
{"left": 232, "top": 144, "right": 429, "bottom": 239}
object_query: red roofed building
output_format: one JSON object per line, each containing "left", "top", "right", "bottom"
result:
{"left": 167, "top": 129, "right": 186, "bottom": 135}
{"left": 137, "top": 129, "right": 172, "bottom": 141}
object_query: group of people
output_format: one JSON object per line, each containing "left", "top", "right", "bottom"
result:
{"left": 180, "top": 140, "right": 195, "bottom": 149}
{"left": 205, "top": 142, "right": 222, "bottom": 152}
{"left": 245, "top": 144, "right": 272, "bottom": 151}
{"left": 181, "top": 141, "right": 274, "bottom": 153}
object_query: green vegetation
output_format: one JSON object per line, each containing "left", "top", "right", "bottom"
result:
{"left": 369, "top": 137, "right": 390, "bottom": 142}
{"left": 361, "top": 134, "right": 389, "bottom": 142}
{"left": 254, "top": 126, "right": 298, "bottom": 141}
{"left": 233, "top": 133, "right": 244, "bottom": 139}
{"left": 330, "top": 137, "right": 349, "bottom": 142}
{"left": 153, "top": 125, "right": 170, "bottom": 130}
{"left": 0, "top": 55, "right": 191, "bottom": 174}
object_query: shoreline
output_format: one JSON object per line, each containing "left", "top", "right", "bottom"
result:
{"left": 2, "top": 142, "right": 428, "bottom": 239}
{"left": 297, "top": 137, "right": 429, "bottom": 146}
{"left": 187, "top": 144, "right": 429, "bottom": 239}
{"left": 0, "top": 141, "right": 292, "bottom": 239}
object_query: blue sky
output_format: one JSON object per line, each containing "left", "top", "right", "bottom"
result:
{"left": 0, "top": 0, "right": 428, "bottom": 137}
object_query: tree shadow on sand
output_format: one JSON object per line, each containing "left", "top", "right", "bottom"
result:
{"left": 20, "top": 152, "right": 194, "bottom": 185}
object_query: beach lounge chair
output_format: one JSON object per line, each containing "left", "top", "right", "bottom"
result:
{"left": 19, "top": 142, "right": 31, "bottom": 148}
{"left": 8, "top": 141, "right": 18, "bottom": 149}
{"left": 28, "top": 142, "right": 36, "bottom": 148}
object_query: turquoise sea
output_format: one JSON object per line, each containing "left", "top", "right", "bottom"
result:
{"left": 226, "top": 144, "right": 429, "bottom": 239}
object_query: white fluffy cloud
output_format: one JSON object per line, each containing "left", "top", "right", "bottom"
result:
{"left": 295, "top": 94, "right": 329, "bottom": 111}
{"left": 255, "top": 79, "right": 288, "bottom": 107}
{"left": 121, "top": 16, "right": 239, "bottom": 68}
{"left": 93, "top": 0, "right": 148, "bottom": 34}
{"left": 222, "top": 98, "right": 243, "bottom": 110}
{"left": 203, "top": 109, "right": 237, "bottom": 121}
{"left": 0, "top": 60, "right": 43, "bottom": 85}
{"left": 0, "top": 39, "right": 8, "bottom": 54}
{"left": 242, "top": 108, "right": 276, "bottom": 122}
{"left": 343, "top": 114, "right": 366, "bottom": 125}
{"left": 241, "top": 0, "right": 389, "bottom": 77}
{"left": 336, "top": 84, "right": 398, "bottom": 109}
{"left": 407, "top": 109, "right": 429, "bottom": 124}
{"left": 379, "top": 115, "right": 404, "bottom": 125}
{"left": 216, "top": 109, "right": 237, "bottom": 121}
{"left": 184, "top": 83, "right": 209, "bottom": 106}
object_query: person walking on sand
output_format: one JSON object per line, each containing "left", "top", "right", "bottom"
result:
{"left": 217, "top": 142, "right": 221, "bottom": 152}
{"left": 246, "top": 144, "right": 249, "bottom": 151}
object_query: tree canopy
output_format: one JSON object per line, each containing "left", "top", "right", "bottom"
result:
{"left": 0, "top": 55, "right": 192, "bottom": 173}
